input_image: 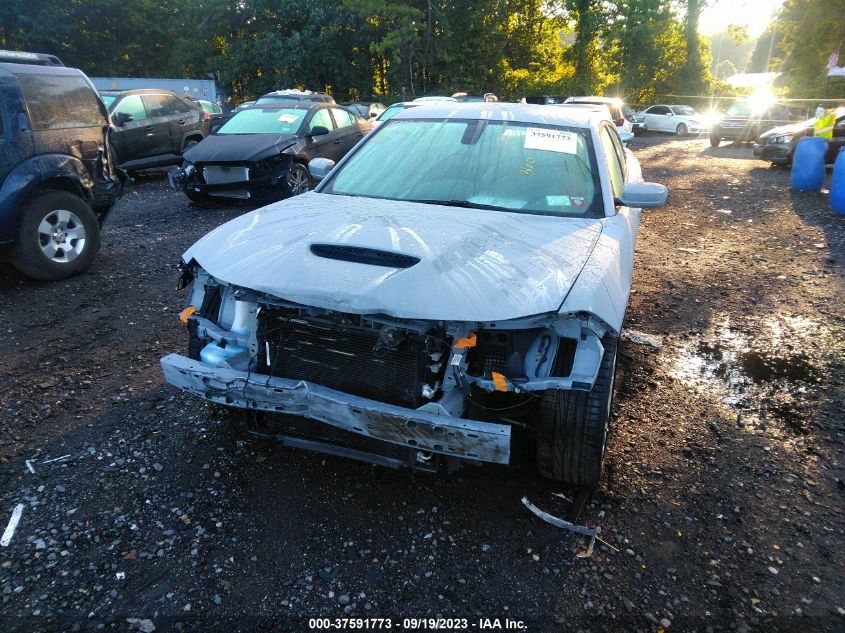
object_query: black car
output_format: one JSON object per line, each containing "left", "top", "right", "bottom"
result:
{"left": 343, "top": 101, "right": 386, "bottom": 119}
{"left": 100, "top": 89, "right": 208, "bottom": 171}
{"left": 170, "top": 102, "right": 371, "bottom": 204}
{"left": 0, "top": 51, "right": 125, "bottom": 280}
{"left": 709, "top": 100, "right": 801, "bottom": 147}
{"left": 193, "top": 98, "right": 224, "bottom": 124}
{"left": 753, "top": 108, "right": 845, "bottom": 165}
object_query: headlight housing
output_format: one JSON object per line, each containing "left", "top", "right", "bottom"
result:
{"left": 767, "top": 134, "right": 793, "bottom": 145}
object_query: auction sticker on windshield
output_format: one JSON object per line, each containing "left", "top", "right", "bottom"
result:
{"left": 524, "top": 127, "right": 577, "bottom": 154}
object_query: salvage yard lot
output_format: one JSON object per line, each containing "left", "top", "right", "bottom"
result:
{"left": 0, "top": 137, "right": 843, "bottom": 632}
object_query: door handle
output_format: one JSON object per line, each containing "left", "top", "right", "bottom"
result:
{"left": 333, "top": 139, "right": 342, "bottom": 145}
{"left": 177, "top": 120, "right": 187, "bottom": 125}
{"left": 144, "top": 126, "right": 154, "bottom": 131}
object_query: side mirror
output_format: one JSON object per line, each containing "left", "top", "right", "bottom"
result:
{"left": 309, "top": 125, "right": 330, "bottom": 137}
{"left": 308, "top": 157, "right": 336, "bottom": 182}
{"left": 616, "top": 182, "right": 668, "bottom": 209}
{"left": 618, "top": 130, "right": 634, "bottom": 144}
{"left": 115, "top": 112, "right": 133, "bottom": 126}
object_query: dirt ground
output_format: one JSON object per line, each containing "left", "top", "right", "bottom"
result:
{"left": 0, "top": 136, "right": 843, "bottom": 633}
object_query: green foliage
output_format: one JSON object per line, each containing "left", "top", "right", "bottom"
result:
{"left": 0, "top": 0, "right": 716, "bottom": 102}
{"left": 708, "top": 27, "right": 755, "bottom": 76}
{"left": 768, "top": 0, "right": 845, "bottom": 97}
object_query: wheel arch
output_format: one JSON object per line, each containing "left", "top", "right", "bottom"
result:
{"left": 0, "top": 155, "right": 94, "bottom": 241}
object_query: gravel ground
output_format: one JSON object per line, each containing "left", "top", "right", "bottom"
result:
{"left": 0, "top": 136, "right": 843, "bottom": 632}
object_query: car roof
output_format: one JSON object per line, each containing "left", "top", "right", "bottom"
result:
{"left": 567, "top": 95, "right": 623, "bottom": 105}
{"left": 0, "top": 50, "right": 64, "bottom": 66}
{"left": 391, "top": 102, "right": 609, "bottom": 128}
{"left": 0, "top": 63, "right": 85, "bottom": 77}
{"left": 240, "top": 101, "right": 326, "bottom": 112}
{"left": 100, "top": 88, "right": 187, "bottom": 97}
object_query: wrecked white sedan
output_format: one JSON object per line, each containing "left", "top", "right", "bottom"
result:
{"left": 161, "top": 103, "right": 667, "bottom": 486}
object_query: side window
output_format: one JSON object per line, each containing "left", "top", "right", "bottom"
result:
{"left": 308, "top": 108, "right": 335, "bottom": 132}
{"left": 599, "top": 126, "right": 625, "bottom": 198}
{"left": 113, "top": 94, "right": 147, "bottom": 121}
{"left": 331, "top": 107, "right": 356, "bottom": 128}
{"left": 170, "top": 96, "right": 193, "bottom": 114}
{"left": 18, "top": 74, "right": 105, "bottom": 130}
{"left": 142, "top": 94, "right": 176, "bottom": 117}
{"left": 650, "top": 105, "right": 669, "bottom": 115}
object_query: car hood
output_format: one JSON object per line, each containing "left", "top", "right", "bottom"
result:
{"left": 183, "top": 192, "right": 604, "bottom": 322}
{"left": 758, "top": 119, "right": 812, "bottom": 138}
{"left": 183, "top": 133, "right": 299, "bottom": 163}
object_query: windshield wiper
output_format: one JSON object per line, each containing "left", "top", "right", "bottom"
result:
{"left": 405, "top": 199, "right": 512, "bottom": 212}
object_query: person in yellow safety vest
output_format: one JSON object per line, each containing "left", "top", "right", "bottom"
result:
{"left": 814, "top": 108, "right": 835, "bottom": 138}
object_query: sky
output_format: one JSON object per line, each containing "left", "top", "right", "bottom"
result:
{"left": 699, "top": 0, "right": 785, "bottom": 37}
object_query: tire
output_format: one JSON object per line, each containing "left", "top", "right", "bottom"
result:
{"left": 185, "top": 189, "right": 212, "bottom": 207}
{"left": 287, "top": 163, "right": 312, "bottom": 196}
{"left": 536, "top": 335, "right": 618, "bottom": 487}
{"left": 11, "top": 191, "right": 101, "bottom": 281}
{"left": 676, "top": 123, "right": 688, "bottom": 136}
{"left": 709, "top": 131, "right": 721, "bottom": 147}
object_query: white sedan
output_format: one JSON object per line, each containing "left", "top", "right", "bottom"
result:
{"left": 640, "top": 104, "right": 704, "bottom": 135}
{"left": 161, "top": 103, "right": 668, "bottom": 487}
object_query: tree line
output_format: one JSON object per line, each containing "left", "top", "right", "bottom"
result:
{"left": 0, "top": 0, "right": 841, "bottom": 104}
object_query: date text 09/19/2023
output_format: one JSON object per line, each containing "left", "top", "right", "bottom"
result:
{"left": 307, "top": 617, "right": 528, "bottom": 630}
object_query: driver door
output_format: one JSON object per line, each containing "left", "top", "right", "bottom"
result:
{"left": 302, "top": 107, "right": 339, "bottom": 161}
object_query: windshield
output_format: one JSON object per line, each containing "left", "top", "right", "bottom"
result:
{"left": 101, "top": 95, "right": 117, "bottom": 109}
{"left": 726, "top": 101, "right": 752, "bottom": 117}
{"left": 671, "top": 105, "right": 696, "bottom": 116}
{"left": 377, "top": 104, "right": 408, "bottom": 121}
{"left": 216, "top": 107, "right": 306, "bottom": 135}
{"left": 322, "top": 119, "right": 602, "bottom": 217}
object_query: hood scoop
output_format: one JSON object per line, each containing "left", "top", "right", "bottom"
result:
{"left": 309, "top": 243, "right": 421, "bottom": 269}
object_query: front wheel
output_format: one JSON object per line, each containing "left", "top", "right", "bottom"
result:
{"left": 185, "top": 188, "right": 213, "bottom": 207}
{"left": 676, "top": 123, "right": 688, "bottom": 136}
{"left": 11, "top": 191, "right": 101, "bottom": 281}
{"left": 536, "top": 336, "right": 618, "bottom": 487}
{"left": 287, "top": 163, "right": 312, "bottom": 196}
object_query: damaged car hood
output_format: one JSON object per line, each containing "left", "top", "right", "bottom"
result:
{"left": 183, "top": 192, "right": 604, "bottom": 322}
{"left": 183, "top": 133, "right": 298, "bottom": 163}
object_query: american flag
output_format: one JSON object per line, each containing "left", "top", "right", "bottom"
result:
{"left": 826, "top": 45, "right": 841, "bottom": 70}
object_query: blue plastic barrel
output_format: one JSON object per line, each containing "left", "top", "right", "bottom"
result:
{"left": 791, "top": 137, "right": 827, "bottom": 191}
{"left": 832, "top": 148, "right": 845, "bottom": 215}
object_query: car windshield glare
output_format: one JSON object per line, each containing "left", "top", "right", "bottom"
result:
{"left": 726, "top": 102, "right": 752, "bottom": 117}
{"left": 671, "top": 105, "right": 696, "bottom": 116}
{"left": 323, "top": 119, "right": 601, "bottom": 217}
{"left": 101, "top": 95, "right": 117, "bottom": 109}
{"left": 217, "top": 107, "right": 305, "bottom": 134}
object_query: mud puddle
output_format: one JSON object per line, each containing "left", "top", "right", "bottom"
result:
{"left": 668, "top": 314, "right": 826, "bottom": 432}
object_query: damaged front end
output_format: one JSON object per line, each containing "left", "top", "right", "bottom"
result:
{"left": 161, "top": 264, "right": 611, "bottom": 472}
{"left": 169, "top": 153, "right": 295, "bottom": 202}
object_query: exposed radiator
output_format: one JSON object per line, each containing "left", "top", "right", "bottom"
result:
{"left": 258, "top": 309, "right": 443, "bottom": 409}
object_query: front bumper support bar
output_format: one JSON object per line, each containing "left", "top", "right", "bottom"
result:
{"left": 161, "top": 354, "right": 511, "bottom": 465}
